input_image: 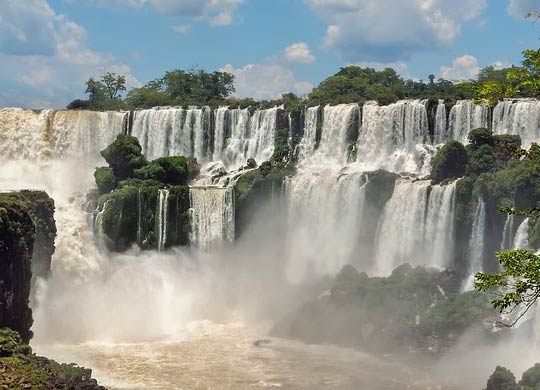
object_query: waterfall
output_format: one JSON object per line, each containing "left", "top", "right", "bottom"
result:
{"left": 373, "top": 179, "right": 430, "bottom": 275}
{"left": 213, "top": 107, "right": 229, "bottom": 161}
{"left": 285, "top": 171, "right": 368, "bottom": 282}
{"left": 157, "top": 189, "right": 169, "bottom": 252}
{"left": 501, "top": 214, "right": 516, "bottom": 250}
{"left": 462, "top": 199, "right": 487, "bottom": 291}
{"left": 356, "top": 100, "right": 433, "bottom": 175}
{"left": 448, "top": 100, "right": 490, "bottom": 144}
{"left": 189, "top": 186, "right": 235, "bottom": 251}
{"left": 315, "top": 103, "right": 359, "bottom": 164}
{"left": 514, "top": 218, "right": 530, "bottom": 250}
{"left": 493, "top": 100, "right": 540, "bottom": 147}
{"left": 423, "top": 182, "right": 457, "bottom": 269}
{"left": 297, "top": 106, "right": 319, "bottom": 161}
{"left": 0, "top": 108, "right": 126, "bottom": 161}
{"left": 434, "top": 99, "right": 447, "bottom": 144}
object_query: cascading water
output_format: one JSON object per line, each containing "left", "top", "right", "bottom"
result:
{"left": 434, "top": 99, "right": 447, "bottom": 144}
{"left": 132, "top": 106, "right": 279, "bottom": 172}
{"left": 189, "top": 186, "right": 235, "bottom": 251}
{"left": 501, "top": 214, "right": 516, "bottom": 250}
{"left": 0, "top": 108, "right": 126, "bottom": 161}
{"left": 373, "top": 179, "right": 430, "bottom": 275}
{"left": 514, "top": 218, "right": 530, "bottom": 250}
{"left": 423, "top": 182, "right": 457, "bottom": 269}
{"left": 462, "top": 199, "right": 487, "bottom": 291}
{"left": 493, "top": 100, "right": 540, "bottom": 147}
{"left": 297, "top": 106, "right": 319, "bottom": 160}
{"left": 356, "top": 100, "right": 434, "bottom": 175}
{"left": 157, "top": 189, "right": 170, "bottom": 252}
{"left": 448, "top": 100, "right": 490, "bottom": 144}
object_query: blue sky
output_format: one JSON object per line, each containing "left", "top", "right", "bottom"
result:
{"left": 0, "top": 0, "right": 538, "bottom": 108}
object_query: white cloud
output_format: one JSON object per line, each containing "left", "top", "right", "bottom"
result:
{"left": 221, "top": 64, "right": 313, "bottom": 100}
{"left": 508, "top": 0, "right": 538, "bottom": 18}
{"left": 91, "top": 0, "right": 244, "bottom": 25}
{"left": 439, "top": 55, "right": 480, "bottom": 81}
{"left": 283, "top": 42, "right": 316, "bottom": 64}
{"left": 171, "top": 24, "right": 192, "bottom": 34}
{"left": 0, "top": 0, "right": 140, "bottom": 108}
{"left": 305, "top": 0, "right": 487, "bottom": 62}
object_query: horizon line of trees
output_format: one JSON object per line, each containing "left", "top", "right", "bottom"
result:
{"left": 67, "top": 48, "right": 540, "bottom": 112}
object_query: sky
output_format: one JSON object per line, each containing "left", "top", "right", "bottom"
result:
{"left": 0, "top": 0, "right": 539, "bottom": 108}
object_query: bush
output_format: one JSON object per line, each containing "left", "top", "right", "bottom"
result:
{"left": 0, "top": 328, "right": 28, "bottom": 357}
{"left": 94, "top": 167, "right": 117, "bottom": 195}
{"left": 431, "top": 140, "right": 468, "bottom": 183}
{"left": 66, "top": 99, "right": 90, "bottom": 110}
{"left": 134, "top": 156, "right": 189, "bottom": 185}
{"left": 520, "top": 363, "right": 540, "bottom": 389}
{"left": 469, "top": 128, "right": 495, "bottom": 149}
{"left": 486, "top": 366, "right": 519, "bottom": 390}
{"left": 101, "top": 134, "right": 147, "bottom": 180}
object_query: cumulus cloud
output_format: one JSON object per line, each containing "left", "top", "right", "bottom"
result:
{"left": 283, "top": 42, "right": 316, "bottom": 64}
{"left": 305, "top": 0, "right": 488, "bottom": 62}
{"left": 507, "top": 0, "right": 538, "bottom": 18}
{"left": 0, "top": 0, "right": 139, "bottom": 108}
{"left": 221, "top": 64, "right": 313, "bottom": 100}
{"left": 91, "top": 0, "right": 244, "bottom": 25}
{"left": 439, "top": 55, "right": 480, "bottom": 81}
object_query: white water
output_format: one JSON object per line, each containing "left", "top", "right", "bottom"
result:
{"left": 3, "top": 101, "right": 540, "bottom": 389}
{"left": 423, "top": 182, "right": 457, "bottom": 268}
{"left": 356, "top": 100, "right": 433, "bottom": 175}
{"left": 514, "top": 218, "right": 530, "bottom": 250}
{"left": 0, "top": 108, "right": 126, "bottom": 162}
{"left": 189, "top": 186, "right": 235, "bottom": 251}
{"left": 434, "top": 99, "right": 447, "bottom": 144}
{"left": 462, "top": 199, "right": 487, "bottom": 291}
{"left": 157, "top": 189, "right": 170, "bottom": 252}
{"left": 493, "top": 100, "right": 540, "bottom": 147}
{"left": 132, "top": 106, "right": 280, "bottom": 171}
{"left": 373, "top": 179, "right": 430, "bottom": 275}
{"left": 297, "top": 106, "right": 319, "bottom": 160}
{"left": 448, "top": 100, "right": 490, "bottom": 144}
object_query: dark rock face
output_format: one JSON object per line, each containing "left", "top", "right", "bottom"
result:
{"left": 0, "top": 191, "right": 56, "bottom": 343}
{"left": 271, "top": 264, "right": 495, "bottom": 357}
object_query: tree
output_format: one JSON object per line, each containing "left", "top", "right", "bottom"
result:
{"left": 486, "top": 366, "right": 520, "bottom": 390}
{"left": 85, "top": 77, "right": 105, "bottom": 105}
{"left": 101, "top": 72, "right": 126, "bottom": 100}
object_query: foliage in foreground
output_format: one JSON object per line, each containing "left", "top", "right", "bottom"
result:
{"left": 0, "top": 328, "right": 105, "bottom": 390}
{"left": 485, "top": 364, "right": 540, "bottom": 390}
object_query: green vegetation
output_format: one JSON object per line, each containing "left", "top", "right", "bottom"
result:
{"left": 95, "top": 135, "right": 194, "bottom": 251}
{"left": 101, "top": 134, "right": 147, "bottom": 180}
{"left": 0, "top": 328, "right": 104, "bottom": 389}
{"left": 484, "top": 364, "right": 540, "bottom": 390}
{"left": 475, "top": 49, "right": 540, "bottom": 106}
{"left": 272, "top": 264, "right": 493, "bottom": 356}
{"left": 431, "top": 141, "right": 468, "bottom": 183}
{"left": 486, "top": 366, "right": 520, "bottom": 390}
{"left": 94, "top": 167, "right": 117, "bottom": 195}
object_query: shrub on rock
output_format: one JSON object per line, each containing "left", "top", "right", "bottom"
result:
{"left": 431, "top": 140, "right": 468, "bottom": 183}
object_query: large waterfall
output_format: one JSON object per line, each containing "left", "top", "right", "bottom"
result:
{"left": 0, "top": 108, "right": 126, "bottom": 161}
{"left": 189, "top": 186, "right": 235, "bottom": 251}
{"left": 131, "top": 106, "right": 279, "bottom": 171}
